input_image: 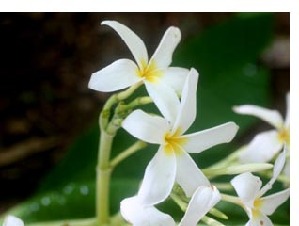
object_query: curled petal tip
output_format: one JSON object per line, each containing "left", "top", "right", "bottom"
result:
{"left": 232, "top": 105, "right": 241, "bottom": 112}
{"left": 226, "top": 121, "right": 239, "bottom": 142}
{"left": 101, "top": 20, "right": 116, "bottom": 25}
{"left": 166, "top": 26, "right": 181, "bottom": 40}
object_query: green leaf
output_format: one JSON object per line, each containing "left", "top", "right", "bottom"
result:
{"left": 2, "top": 179, "right": 140, "bottom": 223}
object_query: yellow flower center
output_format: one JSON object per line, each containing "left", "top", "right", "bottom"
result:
{"left": 137, "top": 59, "right": 162, "bottom": 83}
{"left": 252, "top": 198, "right": 263, "bottom": 219}
{"left": 164, "top": 129, "right": 187, "bottom": 155}
{"left": 277, "top": 126, "right": 290, "bottom": 146}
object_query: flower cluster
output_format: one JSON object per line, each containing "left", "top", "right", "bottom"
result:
{"left": 231, "top": 147, "right": 289, "bottom": 226}
{"left": 233, "top": 93, "right": 290, "bottom": 177}
{"left": 89, "top": 20, "right": 290, "bottom": 226}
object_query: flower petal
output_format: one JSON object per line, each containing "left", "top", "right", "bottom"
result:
{"left": 150, "top": 26, "right": 181, "bottom": 69}
{"left": 245, "top": 214, "right": 273, "bottom": 226}
{"left": 138, "top": 148, "right": 176, "bottom": 205}
{"left": 88, "top": 59, "right": 140, "bottom": 92}
{"left": 233, "top": 105, "right": 284, "bottom": 129}
{"left": 120, "top": 196, "right": 175, "bottom": 226}
{"left": 122, "top": 110, "right": 169, "bottom": 144}
{"left": 259, "top": 148, "right": 286, "bottom": 196}
{"left": 102, "top": 21, "right": 148, "bottom": 69}
{"left": 145, "top": 81, "right": 180, "bottom": 125}
{"left": 161, "top": 67, "right": 189, "bottom": 94}
{"left": 260, "top": 188, "right": 290, "bottom": 216}
{"left": 239, "top": 130, "right": 283, "bottom": 163}
{"left": 3, "top": 216, "right": 24, "bottom": 226}
{"left": 231, "top": 172, "right": 262, "bottom": 203}
{"left": 182, "top": 122, "right": 238, "bottom": 153}
{"left": 173, "top": 68, "right": 198, "bottom": 134}
{"left": 176, "top": 151, "right": 210, "bottom": 197}
{"left": 283, "top": 157, "right": 290, "bottom": 177}
{"left": 180, "top": 186, "right": 221, "bottom": 226}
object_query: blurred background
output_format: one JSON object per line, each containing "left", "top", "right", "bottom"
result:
{"left": 0, "top": 13, "right": 289, "bottom": 223}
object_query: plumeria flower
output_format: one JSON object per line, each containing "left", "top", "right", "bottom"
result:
{"left": 233, "top": 92, "right": 289, "bottom": 163}
{"left": 88, "top": 20, "right": 189, "bottom": 123}
{"left": 2, "top": 215, "right": 24, "bottom": 226}
{"left": 120, "top": 196, "right": 176, "bottom": 226}
{"left": 231, "top": 147, "right": 290, "bottom": 226}
{"left": 121, "top": 181, "right": 221, "bottom": 226}
{"left": 122, "top": 68, "right": 238, "bottom": 205}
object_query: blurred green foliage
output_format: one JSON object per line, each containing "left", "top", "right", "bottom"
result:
{"left": 2, "top": 13, "right": 290, "bottom": 225}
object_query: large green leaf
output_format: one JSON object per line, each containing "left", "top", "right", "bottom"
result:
{"left": 3, "top": 13, "right": 285, "bottom": 224}
{"left": 2, "top": 179, "right": 140, "bottom": 223}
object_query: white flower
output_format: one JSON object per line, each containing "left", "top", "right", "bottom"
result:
{"left": 120, "top": 196, "right": 176, "bottom": 226}
{"left": 122, "top": 68, "right": 238, "bottom": 205}
{"left": 179, "top": 185, "right": 221, "bottom": 226}
{"left": 88, "top": 20, "right": 189, "bottom": 123}
{"left": 121, "top": 182, "right": 221, "bottom": 226}
{"left": 2, "top": 216, "right": 24, "bottom": 226}
{"left": 231, "top": 148, "right": 290, "bottom": 226}
{"left": 233, "top": 92, "right": 289, "bottom": 163}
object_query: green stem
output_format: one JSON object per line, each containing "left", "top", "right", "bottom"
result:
{"left": 209, "top": 208, "right": 228, "bottom": 220}
{"left": 201, "top": 216, "right": 225, "bottom": 226}
{"left": 101, "top": 82, "right": 142, "bottom": 130}
{"left": 170, "top": 192, "right": 188, "bottom": 211}
{"left": 210, "top": 147, "right": 244, "bottom": 169}
{"left": 97, "top": 130, "right": 114, "bottom": 225}
{"left": 96, "top": 83, "right": 144, "bottom": 225}
{"left": 95, "top": 83, "right": 150, "bottom": 225}
{"left": 110, "top": 141, "right": 147, "bottom": 170}
{"left": 203, "top": 163, "right": 273, "bottom": 178}
{"left": 221, "top": 194, "right": 241, "bottom": 205}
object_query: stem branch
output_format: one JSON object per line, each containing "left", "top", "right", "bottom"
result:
{"left": 110, "top": 141, "right": 147, "bottom": 170}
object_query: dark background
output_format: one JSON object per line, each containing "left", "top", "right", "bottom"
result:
{"left": 0, "top": 13, "right": 289, "bottom": 214}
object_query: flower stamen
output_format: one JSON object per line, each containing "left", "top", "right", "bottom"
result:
{"left": 164, "top": 129, "right": 186, "bottom": 155}
{"left": 252, "top": 198, "right": 262, "bottom": 219}
{"left": 277, "top": 127, "right": 290, "bottom": 146}
{"left": 137, "top": 60, "right": 162, "bottom": 83}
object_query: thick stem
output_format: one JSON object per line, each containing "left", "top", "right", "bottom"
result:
{"left": 95, "top": 82, "right": 145, "bottom": 225}
{"left": 97, "top": 130, "right": 114, "bottom": 225}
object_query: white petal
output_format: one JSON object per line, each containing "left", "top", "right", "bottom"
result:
{"left": 283, "top": 157, "right": 290, "bottom": 177}
{"left": 260, "top": 188, "right": 290, "bottom": 216}
{"left": 239, "top": 130, "right": 283, "bottom": 163}
{"left": 138, "top": 148, "right": 176, "bottom": 205}
{"left": 102, "top": 21, "right": 148, "bottom": 69}
{"left": 231, "top": 172, "right": 262, "bottom": 203}
{"left": 182, "top": 122, "right": 238, "bottom": 153}
{"left": 259, "top": 148, "right": 286, "bottom": 196}
{"left": 180, "top": 186, "right": 221, "bottom": 226}
{"left": 3, "top": 216, "right": 24, "bottom": 226}
{"left": 145, "top": 81, "right": 180, "bottom": 125}
{"left": 245, "top": 214, "right": 273, "bottom": 226}
{"left": 161, "top": 67, "right": 189, "bottom": 95}
{"left": 173, "top": 68, "right": 198, "bottom": 134}
{"left": 284, "top": 92, "right": 290, "bottom": 127}
{"left": 150, "top": 26, "right": 181, "bottom": 69}
{"left": 176, "top": 151, "right": 210, "bottom": 197}
{"left": 233, "top": 105, "right": 284, "bottom": 129}
{"left": 120, "top": 196, "right": 175, "bottom": 226}
{"left": 122, "top": 110, "right": 169, "bottom": 144}
{"left": 88, "top": 59, "right": 140, "bottom": 92}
